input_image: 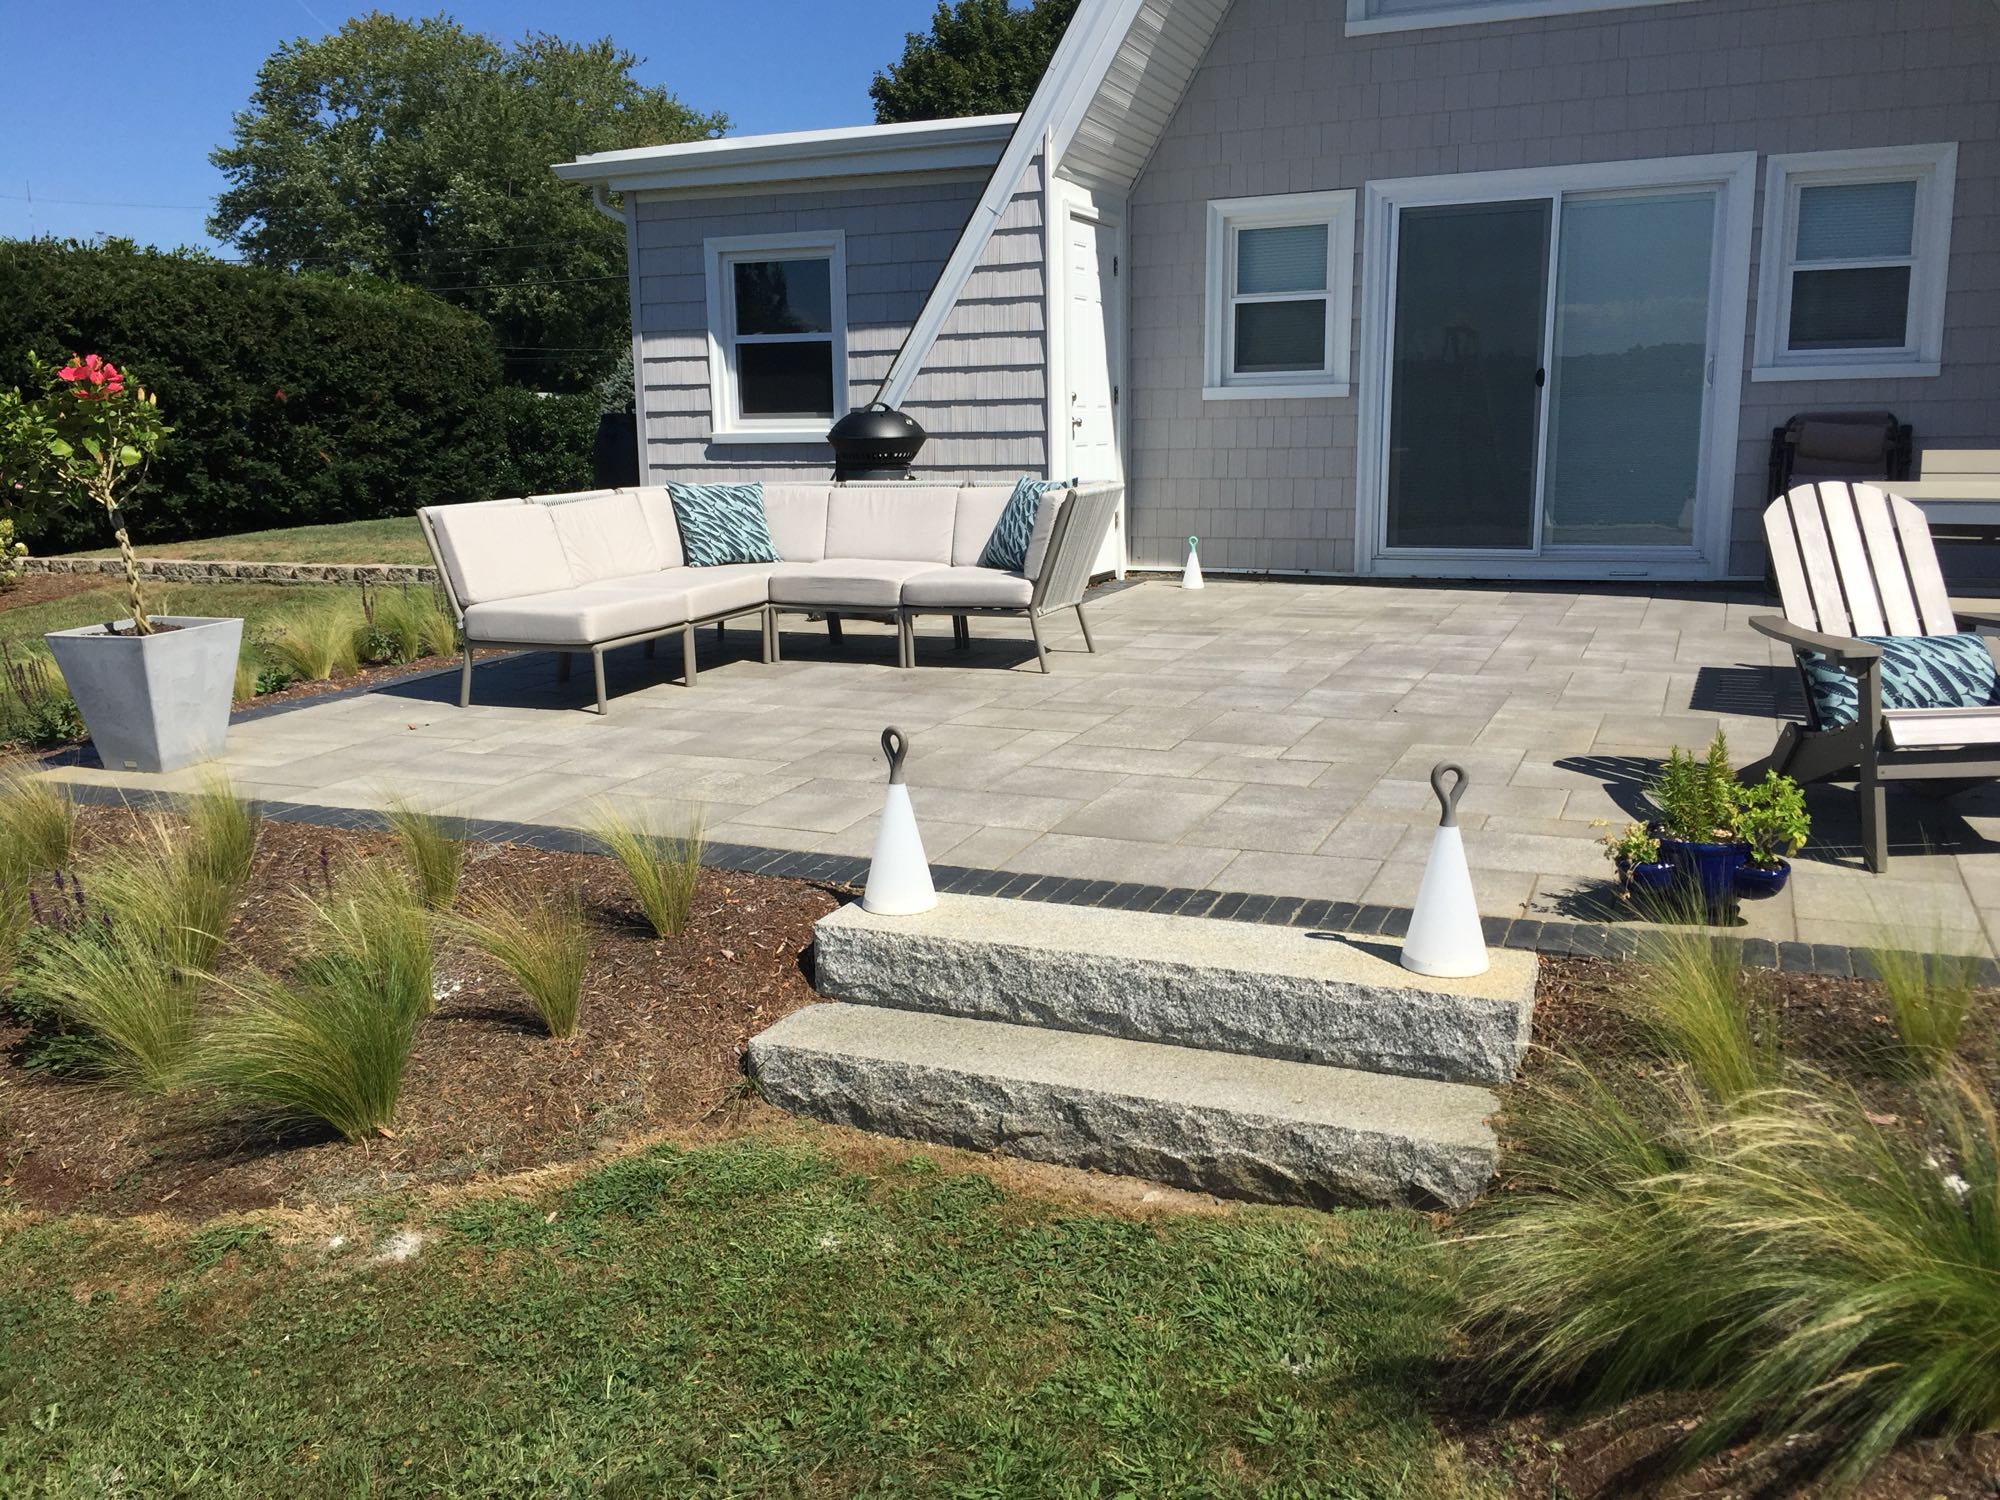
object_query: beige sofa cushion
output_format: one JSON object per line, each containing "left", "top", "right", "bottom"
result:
{"left": 902, "top": 566, "right": 1033, "bottom": 609}
{"left": 544, "top": 493, "right": 659, "bottom": 584}
{"left": 426, "top": 500, "right": 574, "bottom": 606}
{"left": 627, "top": 486, "right": 687, "bottom": 569}
{"left": 769, "top": 559, "right": 935, "bottom": 609}
{"left": 673, "top": 562, "right": 776, "bottom": 619}
{"left": 761, "top": 484, "right": 832, "bottom": 563}
{"left": 1024, "top": 493, "right": 1068, "bottom": 580}
{"left": 950, "top": 487, "right": 1015, "bottom": 567}
{"left": 462, "top": 580, "right": 690, "bottom": 648}
{"left": 824, "top": 486, "right": 957, "bottom": 564}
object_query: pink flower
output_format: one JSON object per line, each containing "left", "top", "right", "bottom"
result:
{"left": 58, "top": 353, "right": 123, "bottom": 400}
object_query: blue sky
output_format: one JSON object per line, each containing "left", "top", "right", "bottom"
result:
{"left": 0, "top": 1, "right": 956, "bottom": 254}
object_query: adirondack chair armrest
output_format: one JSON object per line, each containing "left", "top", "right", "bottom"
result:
{"left": 1749, "top": 615, "right": 1883, "bottom": 664}
{"left": 1951, "top": 607, "right": 2000, "bottom": 632}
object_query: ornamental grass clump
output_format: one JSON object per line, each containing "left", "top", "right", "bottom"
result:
{"left": 264, "top": 604, "right": 361, "bottom": 683}
{"left": 385, "top": 796, "right": 463, "bottom": 912}
{"left": 198, "top": 862, "right": 433, "bottom": 1140}
{"left": 186, "top": 777, "right": 260, "bottom": 892}
{"left": 1624, "top": 921, "right": 1780, "bottom": 1108}
{"left": 590, "top": 801, "right": 704, "bottom": 939}
{"left": 0, "top": 765, "right": 74, "bottom": 872}
{"left": 450, "top": 884, "right": 590, "bottom": 1039}
{"left": 1869, "top": 931, "right": 1982, "bottom": 1077}
{"left": 361, "top": 585, "right": 456, "bottom": 665}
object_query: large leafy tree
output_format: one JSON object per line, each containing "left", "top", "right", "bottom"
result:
{"left": 871, "top": 0, "right": 1080, "bottom": 124}
{"left": 210, "top": 15, "right": 726, "bottom": 390}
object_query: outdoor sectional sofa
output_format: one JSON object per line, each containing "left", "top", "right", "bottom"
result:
{"left": 418, "top": 480, "right": 1121, "bottom": 713}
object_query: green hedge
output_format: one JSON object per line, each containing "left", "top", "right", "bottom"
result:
{"left": 0, "top": 240, "right": 599, "bottom": 550}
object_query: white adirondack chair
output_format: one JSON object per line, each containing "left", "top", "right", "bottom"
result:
{"left": 1749, "top": 481, "right": 2000, "bottom": 872}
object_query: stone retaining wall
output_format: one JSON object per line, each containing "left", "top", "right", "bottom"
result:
{"left": 22, "top": 558, "right": 436, "bottom": 586}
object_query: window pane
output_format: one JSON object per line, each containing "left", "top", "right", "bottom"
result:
{"left": 1234, "top": 298, "right": 1326, "bottom": 373}
{"left": 1236, "top": 224, "right": 1328, "bottom": 295}
{"left": 733, "top": 259, "right": 832, "bottom": 335}
{"left": 1795, "top": 180, "right": 1916, "bottom": 262}
{"left": 738, "top": 341, "right": 834, "bottom": 419}
{"left": 1789, "top": 265, "right": 1912, "bottom": 350}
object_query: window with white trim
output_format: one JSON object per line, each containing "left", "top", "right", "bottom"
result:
{"left": 1753, "top": 144, "right": 1957, "bottom": 382}
{"left": 1204, "top": 191, "right": 1355, "bottom": 400}
{"left": 704, "top": 232, "right": 848, "bottom": 442}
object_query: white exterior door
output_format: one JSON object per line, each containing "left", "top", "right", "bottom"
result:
{"left": 1062, "top": 210, "right": 1125, "bottom": 575}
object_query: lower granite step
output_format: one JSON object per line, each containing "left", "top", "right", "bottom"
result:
{"left": 750, "top": 1002, "right": 1500, "bottom": 1210}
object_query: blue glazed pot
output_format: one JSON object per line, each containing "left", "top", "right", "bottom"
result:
{"left": 1735, "top": 859, "right": 1790, "bottom": 899}
{"left": 1658, "top": 838, "right": 1747, "bottom": 915}
{"left": 1628, "top": 861, "right": 1679, "bottom": 899}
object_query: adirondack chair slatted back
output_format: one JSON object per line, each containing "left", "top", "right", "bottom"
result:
{"left": 1764, "top": 482, "right": 1956, "bottom": 641}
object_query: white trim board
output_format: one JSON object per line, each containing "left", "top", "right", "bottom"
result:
{"left": 1353, "top": 152, "right": 1758, "bottom": 582}
{"left": 1344, "top": 0, "right": 1699, "bottom": 34}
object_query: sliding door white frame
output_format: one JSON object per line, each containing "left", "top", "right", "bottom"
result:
{"left": 1354, "top": 152, "right": 1758, "bottom": 581}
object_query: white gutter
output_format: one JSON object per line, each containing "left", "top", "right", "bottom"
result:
{"left": 554, "top": 114, "right": 1018, "bottom": 197}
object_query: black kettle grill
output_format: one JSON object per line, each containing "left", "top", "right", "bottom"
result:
{"left": 827, "top": 401, "right": 927, "bottom": 481}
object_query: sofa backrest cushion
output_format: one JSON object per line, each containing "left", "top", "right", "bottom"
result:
{"left": 951, "top": 487, "right": 1014, "bottom": 567}
{"left": 669, "top": 482, "right": 782, "bottom": 567}
{"left": 1023, "top": 493, "right": 1069, "bottom": 580}
{"left": 627, "top": 486, "right": 686, "bottom": 569}
{"left": 425, "top": 500, "right": 574, "bottom": 606}
{"left": 824, "top": 485, "right": 957, "bottom": 564}
{"left": 543, "top": 493, "right": 659, "bottom": 585}
{"left": 761, "top": 484, "right": 832, "bottom": 563}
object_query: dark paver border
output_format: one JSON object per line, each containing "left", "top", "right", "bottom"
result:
{"left": 47, "top": 779, "right": 1983, "bottom": 986}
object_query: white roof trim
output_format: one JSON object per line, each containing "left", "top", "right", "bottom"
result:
{"left": 877, "top": 0, "right": 1149, "bottom": 408}
{"left": 553, "top": 114, "right": 1019, "bottom": 195}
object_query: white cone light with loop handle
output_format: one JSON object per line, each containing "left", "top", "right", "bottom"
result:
{"left": 862, "top": 726, "right": 937, "bottom": 916}
{"left": 1183, "top": 535, "right": 1204, "bottom": 590}
{"left": 1401, "top": 762, "right": 1488, "bottom": 978}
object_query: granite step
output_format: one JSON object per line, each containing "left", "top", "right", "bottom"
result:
{"left": 750, "top": 1002, "right": 1501, "bottom": 1210}
{"left": 812, "top": 895, "right": 1535, "bottom": 1086}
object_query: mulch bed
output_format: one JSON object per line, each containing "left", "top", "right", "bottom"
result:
{"left": 0, "top": 811, "right": 842, "bottom": 1220}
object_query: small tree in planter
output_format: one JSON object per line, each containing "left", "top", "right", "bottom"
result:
{"left": 0, "top": 354, "right": 243, "bottom": 772}
{"left": 1733, "top": 771, "right": 1810, "bottom": 897}
{"left": 1648, "top": 731, "right": 1745, "bottom": 916}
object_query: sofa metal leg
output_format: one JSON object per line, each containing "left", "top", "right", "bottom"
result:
{"left": 459, "top": 646, "right": 473, "bottom": 708}
{"left": 644, "top": 637, "right": 657, "bottom": 660}
{"left": 1027, "top": 611, "right": 1050, "bottom": 674}
{"left": 953, "top": 615, "right": 970, "bottom": 649}
{"left": 682, "top": 624, "right": 698, "bottom": 687}
{"left": 902, "top": 612, "right": 917, "bottom": 669}
{"left": 827, "top": 613, "right": 844, "bottom": 644}
{"left": 1074, "top": 603, "right": 1095, "bottom": 654}
{"left": 557, "top": 651, "right": 572, "bottom": 683}
{"left": 760, "top": 608, "right": 775, "bottom": 665}
{"left": 591, "top": 649, "right": 608, "bottom": 715}
{"left": 768, "top": 610, "right": 783, "bottom": 664}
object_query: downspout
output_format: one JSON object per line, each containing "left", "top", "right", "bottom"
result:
{"left": 589, "top": 183, "right": 625, "bottom": 226}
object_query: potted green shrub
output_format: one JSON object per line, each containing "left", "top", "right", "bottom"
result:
{"left": 1732, "top": 770, "right": 1809, "bottom": 898}
{"left": 0, "top": 353, "right": 242, "bottom": 772}
{"left": 1602, "top": 821, "right": 1675, "bottom": 899}
{"left": 1649, "top": 731, "right": 1745, "bottom": 915}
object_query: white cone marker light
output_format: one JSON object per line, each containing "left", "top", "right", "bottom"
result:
{"left": 1400, "top": 762, "right": 1489, "bottom": 978}
{"left": 1183, "top": 535, "right": 1204, "bottom": 590}
{"left": 862, "top": 726, "right": 937, "bottom": 916}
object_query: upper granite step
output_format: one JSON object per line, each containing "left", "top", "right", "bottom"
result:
{"left": 751, "top": 1002, "right": 1500, "bottom": 1210}
{"left": 813, "top": 895, "right": 1535, "bottom": 1086}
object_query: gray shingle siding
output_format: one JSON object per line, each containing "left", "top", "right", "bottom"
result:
{"left": 1125, "top": 0, "right": 2000, "bottom": 576}
{"left": 900, "top": 151, "right": 1051, "bottom": 477}
{"left": 629, "top": 179, "right": 982, "bottom": 481}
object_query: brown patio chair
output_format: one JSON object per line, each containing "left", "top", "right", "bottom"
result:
{"left": 1746, "top": 481, "right": 2000, "bottom": 872}
{"left": 1767, "top": 410, "right": 1912, "bottom": 500}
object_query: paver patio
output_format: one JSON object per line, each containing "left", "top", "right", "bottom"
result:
{"left": 39, "top": 577, "right": 2000, "bottom": 956}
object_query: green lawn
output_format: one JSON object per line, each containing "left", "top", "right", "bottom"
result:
{"left": 0, "top": 1136, "right": 1477, "bottom": 1497}
{"left": 0, "top": 581, "right": 355, "bottom": 655}
{"left": 63, "top": 516, "right": 430, "bottom": 566}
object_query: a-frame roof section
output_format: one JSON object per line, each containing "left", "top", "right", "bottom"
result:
{"left": 878, "top": 0, "right": 1232, "bottom": 408}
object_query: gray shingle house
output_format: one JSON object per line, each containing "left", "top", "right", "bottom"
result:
{"left": 557, "top": 0, "right": 2000, "bottom": 582}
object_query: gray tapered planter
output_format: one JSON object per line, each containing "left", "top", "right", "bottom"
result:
{"left": 45, "top": 615, "right": 243, "bottom": 773}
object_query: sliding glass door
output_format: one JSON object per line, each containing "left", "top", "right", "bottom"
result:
{"left": 1379, "top": 181, "right": 1722, "bottom": 562}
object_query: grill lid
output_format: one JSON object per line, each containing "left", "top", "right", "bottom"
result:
{"left": 828, "top": 401, "right": 927, "bottom": 480}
